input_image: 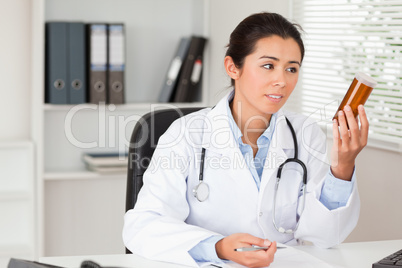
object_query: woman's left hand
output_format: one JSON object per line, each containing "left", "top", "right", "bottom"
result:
{"left": 331, "top": 104, "right": 369, "bottom": 181}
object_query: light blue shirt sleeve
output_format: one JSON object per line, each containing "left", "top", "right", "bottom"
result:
{"left": 188, "top": 235, "right": 225, "bottom": 263}
{"left": 319, "top": 169, "right": 356, "bottom": 210}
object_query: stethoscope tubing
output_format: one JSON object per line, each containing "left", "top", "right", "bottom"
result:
{"left": 193, "top": 116, "right": 308, "bottom": 234}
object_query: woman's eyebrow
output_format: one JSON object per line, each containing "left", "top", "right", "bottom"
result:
{"left": 289, "top": 60, "right": 301, "bottom": 66}
{"left": 259, "top": 55, "right": 301, "bottom": 66}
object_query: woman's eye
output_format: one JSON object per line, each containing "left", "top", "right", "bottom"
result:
{"left": 287, "top": 67, "right": 298, "bottom": 73}
{"left": 263, "top": 64, "right": 274, "bottom": 69}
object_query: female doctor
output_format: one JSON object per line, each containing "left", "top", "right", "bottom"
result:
{"left": 123, "top": 12, "right": 367, "bottom": 268}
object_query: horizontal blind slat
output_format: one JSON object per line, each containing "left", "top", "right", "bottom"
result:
{"left": 298, "top": 97, "right": 402, "bottom": 122}
{"left": 294, "top": 13, "right": 402, "bottom": 19}
{"left": 293, "top": 0, "right": 402, "bottom": 7}
{"left": 306, "top": 31, "right": 402, "bottom": 37}
{"left": 294, "top": 6, "right": 402, "bottom": 13}
{"left": 297, "top": 106, "right": 402, "bottom": 128}
{"left": 301, "top": 84, "right": 402, "bottom": 101}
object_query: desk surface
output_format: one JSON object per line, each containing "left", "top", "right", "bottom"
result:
{"left": 298, "top": 239, "right": 402, "bottom": 267}
{"left": 40, "top": 239, "right": 402, "bottom": 268}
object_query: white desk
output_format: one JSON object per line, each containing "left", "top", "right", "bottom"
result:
{"left": 298, "top": 239, "right": 402, "bottom": 267}
{"left": 39, "top": 240, "right": 402, "bottom": 268}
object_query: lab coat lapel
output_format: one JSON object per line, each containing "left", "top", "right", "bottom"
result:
{"left": 260, "top": 111, "right": 295, "bottom": 192}
{"left": 201, "top": 93, "right": 256, "bottom": 185}
{"left": 201, "top": 92, "right": 238, "bottom": 157}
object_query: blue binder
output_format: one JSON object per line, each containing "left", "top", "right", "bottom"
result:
{"left": 45, "top": 22, "right": 68, "bottom": 104}
{"left": 68, "top": 22, "right": 87, "bottom": 104}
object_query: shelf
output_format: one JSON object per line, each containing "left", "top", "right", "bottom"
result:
{"left": 44, "top": 170, "right": 126, "bottom": 181}
{"left": 0, "top": 140, "right": 33, "bottom": 149}
{"left": 0, "top": 245, "right": 32, "bottom": 256}
{"left": 0, "top": 191, "right": 32, "bottom": 201}
{"left": 43, "top": 102, "right": 207, "bottom": 112}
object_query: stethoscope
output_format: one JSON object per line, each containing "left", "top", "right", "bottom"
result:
{"left": 192, "top": 116, "right": 308, "bottom": 234}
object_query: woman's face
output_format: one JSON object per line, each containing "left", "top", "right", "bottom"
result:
{"left": 232, "top": 35, "right": 302, "bottom": 117}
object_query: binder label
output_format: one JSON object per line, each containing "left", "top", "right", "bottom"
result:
{"left": 191, "top": 59, "right": 203, "bottom": 84}
{"left": 167, "top": 57, "right": 183, "bottom": 81}
{"left": 109, "top": 25, "right": 125, "bottom": 71}
{"left": 91, "top": 25, "right": 107, "bottom": 71}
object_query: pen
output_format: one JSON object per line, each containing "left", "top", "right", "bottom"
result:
{"left": 234, "top": 245, "right": 286, "bottom": 252}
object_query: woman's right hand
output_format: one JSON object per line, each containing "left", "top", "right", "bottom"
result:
{"left": 215, "top": 233, "right": 277, "bottom": 267}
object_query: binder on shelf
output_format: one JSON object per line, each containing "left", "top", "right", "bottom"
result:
{"left": 187, "top": 57, "right": 204, "bottom": 102}
{"left": 82, "top": 152, "right": 128, "bottom": 174}
{"left": 82, "top": 152, "right": 128, "bottom": 166}
{"left": 107, "top": 24, "right": 125, "bottom": 104}
{"left": 87, "top": 24, "right": 108, "bottom": 104}
{"left": 158, "top": 37, "right": 191, "bottom": 103}
{"left": 68, "top": 22, "right": 87, "bottom": 104}
{"left": 173, "top": 36, "right": 207, "bottom": 103}
{"left": 45, "top": 22, "right": 68, "bottom": 104}
{"left": 86, "top": 165, "right": 127, "bottom": 173}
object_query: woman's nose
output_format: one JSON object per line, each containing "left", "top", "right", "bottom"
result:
{"left": 272, "top": 71, "right": 286, "bottom": 88}
{"left": 273, "top": 80, "right": 286, "bottom": 87}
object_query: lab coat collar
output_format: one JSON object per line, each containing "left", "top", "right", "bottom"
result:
{"left": 226, "top": 91, "right": 278, "bottom": 147}
{"left": 271, "top": 110, "right": 297, "bottom": 150}
{"left": 201, "top": 91, "right": 295, "bottom": 156}
{"left": 201, "top": 91, "right": 237, "bottom": 156}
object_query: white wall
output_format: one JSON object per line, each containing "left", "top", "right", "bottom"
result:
{"left": 0, "top": 0, "right": 32, "bottom": 140}
{"left": 347, "top": 147, "right": 402, "bottom": 242}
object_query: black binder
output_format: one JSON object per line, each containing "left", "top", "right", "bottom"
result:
{"left": 68, "top": 22, "right": 87, "bottom": 104}
{"left": 158, "top": 37, "right": 191, "bottom": 102}
{"left": 173, "top": 36, "right": 207, "bottom": 102}
{"left": 45, "top": 22, "right": 68, "bottom": 104}
{"left": 87, "top": 24, "right": 108, "bottom": 104}
{"left": 107, "top": 24, "right": 125, "bottom": 104}
{"left": 186, "top": 56, "right": 203, "bottom": 102}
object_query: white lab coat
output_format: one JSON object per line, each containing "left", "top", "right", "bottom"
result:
{"left": 123, "top": 92, "right": 360, "bottom": 267}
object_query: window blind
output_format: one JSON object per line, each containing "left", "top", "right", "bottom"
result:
{"left": 289, "top": 0, "right": 402, "bottom": 150}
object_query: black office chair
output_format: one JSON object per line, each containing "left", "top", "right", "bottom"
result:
{"left": 125, "top": 107, "right": 205, "bottom": 213}
{"left": 125, "top": 107, "right": 204, "bottom": 253}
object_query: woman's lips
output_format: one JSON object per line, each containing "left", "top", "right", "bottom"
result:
{"left": 265, "top": 94, "right": 283, "bottom": 103}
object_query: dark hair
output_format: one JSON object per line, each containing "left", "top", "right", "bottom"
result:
{"left": 226, "top": 12, "right": 305, "bottom": 86}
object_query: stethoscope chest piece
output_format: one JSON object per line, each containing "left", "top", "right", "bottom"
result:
{"left": 193, "top": 147, "right": 209, "bottom": 202}
{"left": 193, "top": 181, "right": 209, "bottom": 202}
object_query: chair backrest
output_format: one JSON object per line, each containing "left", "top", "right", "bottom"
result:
{"left": 125, "top": 107, "right": 205, "bottom": 212}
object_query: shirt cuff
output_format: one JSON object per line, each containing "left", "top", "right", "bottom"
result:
{"left": 319, "top": 168, "right": 356, "bottom": 210}
{"left": 188, "top": 235, "right": 225, "bottom": 263}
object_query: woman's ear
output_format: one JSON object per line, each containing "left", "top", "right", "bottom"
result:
{"left": 224, "top": 56, "right": 240, "bottom": 80}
